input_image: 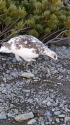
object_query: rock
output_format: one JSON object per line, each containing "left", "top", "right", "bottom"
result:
{"left": 54, "top": 111, "right": 61, "bottom": 115}
{"left": 15, "top": 112, "right": 34, "bottom": 121}
{"left": 27, "top": 118, "right": 36, "bottom": 124}
{"left": 57, "top": 82, "right": 62, "bottom": 85}
{"left": 48, "top": 117, "right": 52, "bottom": 122}
{"left": 12, "top": 57, "right": 17, "bottom": 63}
{"left": 7, "top": 113, "right": 14, "bottom": 118}
{"left": 65, "top": 117, "right": 70, "bottom": 123}
{"left": 10, "top": 71, "right": 18, "bottom": 78}
{"left": 59, "top": 114, "right": 65, "bottom": 117}
{"left": 0, "top": 99, "right": 4, "bottom": 103}
{"left": 0, "top": 113, "right": 7, "bottom": 119}
{"left": 47, "top": 101, "right": 51, "bottom": 106}
{"left": 34, "top": 110, "right": 44, "bottom": 117}
{"left": 59, "top": 103, "right": 64, "bottom": 108}
{"left": 45, "top": 122, "right": 50, "bottom": 125}
{"left": 10, "top": 104, "right": 14, "bottom": 108}
{"left": 65, "top": 108, "right": 70, "bottom": 112}
{"left": 56, "top": 118, "right": 60, "bottom": 123}
{"left": 21, "top": 72, "right": 34, "bottom": 78}
{"left": 44, "top": 110, "right": 51, "bottom": 117}
{"left": 52, "top": 122, "right": 55, "bottom": 124}
{"left": 27, "top": 98, "right": 33, "bottom": 103}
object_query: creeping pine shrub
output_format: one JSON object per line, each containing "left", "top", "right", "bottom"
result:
{"left": 0, "top": 0, "right": 70, "bottom": 39}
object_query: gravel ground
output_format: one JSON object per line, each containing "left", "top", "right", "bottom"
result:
{"left": 0, "top": 45, "right": 70, "bottom": 125}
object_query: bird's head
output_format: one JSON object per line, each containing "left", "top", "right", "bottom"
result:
{"left": 44, "top": 48, "right": 57, "bottom": 60}
{"left": 50, "top": 52, "right": 57, "bottom": 60}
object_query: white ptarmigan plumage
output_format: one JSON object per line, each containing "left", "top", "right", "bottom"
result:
{"left": 0, "top": 35, "right": 57, "bottom": 61}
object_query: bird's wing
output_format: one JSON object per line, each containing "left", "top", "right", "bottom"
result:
{"left": 7, "top": 35, "right": 45, "bottom": 55}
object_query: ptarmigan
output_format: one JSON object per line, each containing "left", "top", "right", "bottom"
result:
{"left": 0, "top": 35, "right": 57, "bottom": 61}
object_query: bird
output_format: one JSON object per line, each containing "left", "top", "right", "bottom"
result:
{"left": 0, "top": 35, "right": 57, "bottom": 62}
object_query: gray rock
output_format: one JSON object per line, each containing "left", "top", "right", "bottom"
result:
{"left": 56, "top": 118, "right": 60, "bottom": 123}
{"left": 54, "top": 111, "right": 61, "bottom": 115}
{"left": 28, "top": 118, "right": 36, "bottom": 124}
{"left": 45, "top": 122, "right": 50, "bottom": 125}
{"left": 45, "top": 111, "right": 51, "bottom": 117}
{"left": 27, "top": 98, "right": 33, "bottom": 103}
{"left": 7, "top": 113, "right": 14, "bottom": 118}
{"left": 0, "top": 46, "right": 70, "bottom": 125}
{"left": 0, "top": 113, "right": 7, "bottom": 119}
{"left": 15, "top": 112, "right": 34, "bottom": 121}
{"left": 21, "top": 72, "right": 34, "bottom": 78}
{"left": 59, "top": 114, "right": 65, "bottom": 117}
{"left": 47, "top": 101, "right": 51, "bottom": 106}
{"left": 65, "top": 117, "right": 70, "bottom": 123}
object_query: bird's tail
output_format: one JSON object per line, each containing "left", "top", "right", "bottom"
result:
{"left": 0, "top": 46, "right": 11, "bottom": 53}
{"left": 0, "top": 46, "right": 4, "bottom": 53}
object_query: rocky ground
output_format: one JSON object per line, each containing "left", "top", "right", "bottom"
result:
{"left": 0, "top": 45, "right": 70, "bottom": 125}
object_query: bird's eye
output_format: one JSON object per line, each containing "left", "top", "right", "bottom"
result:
{"left": 54, "top": 54, "right": 56, "bottom": 58}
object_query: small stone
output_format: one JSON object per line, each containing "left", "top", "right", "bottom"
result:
{"left": 34, "top": 110, "right": 44, "bottom": 117}
{"left": 48, "top": 117, "right": 52, "bottom": 122}
{"left": 65, "top": 108, "right": 70, "bottom": 112}
{"left": 45, "top": 122, "right": 50, "bottom": 124}
{"left": 6, "top": 70, "right": 10, "bottom": 74}
{"left": 14, "top": 109, "right": 19, "bottom": 114}
{"left": 10, "top": 104, "right": 14, "bottom": 107}
{"left": 0, "top": 99, "right": 4, "bottom": 103}
{"left": 12, "top": 57, "right": 17, "bottom": 62}
{"left": 56, "top": 118, "right": 60, "bottom": 123}
{"left": 27, "top": 98, "right": 33, "bottom": 103}
{"left": 59, "top": 103, "right": 64, "bottom": 108}
{"left": 47, "top": 101, "right": 51, "bottom": 106}
{"left": 52, "top": 108, "right": 55, "bottom": 112}
{"left": 21, "top": 72, "right": 34, "bottom": 78}
{"left": 0, "top": 113, "right": 7, "bottom": 119}
{"left": 11, "top": 71, "right": 18, "bottom": 78}
{"left": 54, "top": 111, "right": 61, "bottom": 115}
{"left": 28, "top": 119, "right": 36, "bottom": 124}
{"left": 57, "top": 83, "right": 62, "bottom": 85}
{"left": 15, "top": 112, "right": 34, "bottom": 121}
{"left": 52, "top": 122, "right": 55, "bottom": 124}
{"left": 42, "top": 100, "right": 47, "bottom": 104}
{"left": 45, "top": 111, "right": 51, "bottom": 117}
{"left": 7, "top": 113, "right": 14, "bottom": 118}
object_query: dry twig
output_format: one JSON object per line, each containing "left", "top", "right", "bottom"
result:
{"left": 44, "top": 29, "right": 70, "bottom": 45}
{"left": 41, "top": 28, "right": 65, "bottom": 42}
{"left": 0, "top": 27, "right": 32, "bottom": 43}
{"left": 45, "top": 37, "right": 70, "bottom": 45}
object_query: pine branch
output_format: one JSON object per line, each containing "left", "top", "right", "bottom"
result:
{"left": 0, "top": 17, "right": 5, "bottom": 23}
{"left": 0, "top": 14, "right": 5, "bottom": 17}
{"left": 0, "top": 17, "right": 20, "bottom": 37}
